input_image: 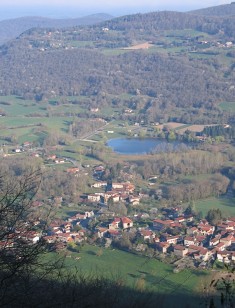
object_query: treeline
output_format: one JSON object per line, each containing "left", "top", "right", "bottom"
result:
{"left": 163, "top": 173, "right": 229, "bottom": 202}
{"left": 135, "top": 150, "right": 225, "bottom": 180}
{"left": 0, "top": 157, "right": 86, "bottom": 203}
{"left": 202, "top": 124, "right": 235, "bottom": 139}
{"left": 68, "top": 119, "right": 105, "bottom": 138}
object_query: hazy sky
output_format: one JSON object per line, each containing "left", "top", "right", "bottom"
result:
{"left": 0, "top": 0, "right": 232, "bottom": 19}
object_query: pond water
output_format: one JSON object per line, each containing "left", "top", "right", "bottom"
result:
{"left": 107, "top": 138, "right": 190, "bottom": 155}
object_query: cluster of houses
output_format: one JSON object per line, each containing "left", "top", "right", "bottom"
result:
{"left": 1, "top": 155, "right": 235, "bottom": 269}
{"left": 2, "top": 198, "right": 235, "bottom": 268}
{"left": 150, "top": 216, "right": 235, "bottom": 265}
{"left": 92, "top": 212, "right": 235, "bottom": 266}
{"left": 43, "top": 218, "right": 88, "bottom": 250}
{"left": 87, "top": 173, "right": 140, "bottom": 205}
{"left": 42, "top": 198, "right": 235, "bottom": 267}
{"left": 0, "top": 230, "right": 41, "bottom": 250}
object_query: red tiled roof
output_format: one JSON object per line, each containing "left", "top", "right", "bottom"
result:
{"left": 174, "top": 245, "right": 187, "bottom": 251}
{"left": 140, "top": 230, "right": 152, "bottom": 236}
{"left": 184, "top": 236, "right": 195, "bottom": 242}
{"left": 153, "top": 219, "right": 174, "bottom": 225}
{"left": 121, "top": 217, "right": 133, "bottom": 224}
{"left": 108, "top": 230, "right": 121, "bottom": 235}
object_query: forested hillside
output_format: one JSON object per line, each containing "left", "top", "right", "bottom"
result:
{"left": 100, "top": 11, "right": 235, "bottom": 40}
{"left": 190, "top": 3, "right": 235, "bottom": 17}
{"left": 0, "top": 8, "right": 235, "bottom": 124}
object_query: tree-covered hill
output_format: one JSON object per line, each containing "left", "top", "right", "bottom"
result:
{"left": 0, "top": 45, "right": 234, "bottom": 109}
{"left": 0, "top": 8, "right": 235, "bottom": 120}
{"left": 190, "top": 3, "right": 235, "bottom": 17}
{"left": 99, "top": 11, "right": 235, "bottom": 41}
{"left": 0, "top": 13, "right": 113, "bottom": 45}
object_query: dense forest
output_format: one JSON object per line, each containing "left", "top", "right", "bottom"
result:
{"left": 0, "top": 7, "right": 234, "bottom": 126}
{"left": 101, "top": 11, "right": 235, "bottom": 39}
{"left": 190, "top": 3, "right": 235, "bottom": 17}
{"left": 0, "top": 47, "right": 233, "bottom": 108}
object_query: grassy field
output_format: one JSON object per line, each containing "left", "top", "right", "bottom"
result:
{"left": 163, "top": 29, "right": 209, "bottom": 38}
{"left": 70, "top": 41, "right": 95, "bottom": 48}
{"left": 58, "top": 244, "right": 209, "bottom": 307}
{"left": 0, "top": 94, "right": 129, "bottom": 146}
{"left": 101, "top": 48, "right": 131, "bottom": 56}
{"left": 219, "top": 101, "right": 235, "bottom": 112}
{"left": 195, "top": 197, "right": 235, "bottom": 217}
{"left": 0, "top": 116, "right": 73, "bottom": 145}
{"left": 0, "top": 95, "right": 88, "bottom": 118}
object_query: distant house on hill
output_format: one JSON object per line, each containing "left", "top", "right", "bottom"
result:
{"left": 109, "top": 217, "right": 133, "bottom": 230}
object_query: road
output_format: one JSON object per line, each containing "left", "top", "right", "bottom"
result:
{"left": 73, "top": 121, "right": 110, "bottom": 143}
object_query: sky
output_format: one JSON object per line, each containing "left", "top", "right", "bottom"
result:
{"left": 0, "top": 0, "right": 232, "bottom": 20}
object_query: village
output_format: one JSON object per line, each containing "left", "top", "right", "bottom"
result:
{"left": 1, "top": 160, "right": 233, "bottom": 272}
{"left": 42, "top": 201, "right": 235, "bottom": 269}
{"left": 42, "top": 202, "right": 235, "bottom": 269}
{"left": 0, "top": 135, "right": 235, "bottom": 274}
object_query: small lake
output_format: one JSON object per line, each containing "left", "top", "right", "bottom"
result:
{"left": 107, "top": 138, "right": 190, "bottom": 155}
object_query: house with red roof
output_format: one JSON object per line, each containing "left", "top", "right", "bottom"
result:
{"left": 139, "top": 229, "right": 155, "bottom": 241}
{"left": 87, "top": 194, "right": 101, "bottom": 202}
{"left": 198, "top": 224, "right": 215, "bottom": 236}
{"left": 161, "top": 234, "right": 179, "bottom": 245}
{"left": 188, "top": 245, "right": 209, "bottom": 261}
{"left": 209, "top": 236, "right": 221, "bottom": 247}
{"left": 57, "top": 233, "right": 73, "bottom": 243}
{"left": 108, "top": 217, "right": 133, "bottom": 230}
{"left": 174, "top": 216, "right": 185, "bottom": 223}
{"left": 107, "top": 229, "right": 122, "bottom": 238}
{"left": 187, "top": 227, "right": 198, "bottom": 236}
{"left": 96, "top": 227, "right": 108, "bottom": 238}
{"left": 215, "top": 242, "right": 226, "bottom": 251}
{"left": 121, "top": 217, "right": 133, "bottom": 229}
{"left": 109, "top": 218, "right": 121, "bottom": 230}
{"left": 153, "top": 219, "right": 174, "bottom": 231}
{"left": 173, "top": 245, "right": 188, "bottom": 258}
{"left": 217, "top": 251, "right": 231, "bottom": 263}
{"left": 195, "top": 235, "right": 207, "bottom": 246}
{"left": 220, "top": 234, "right": 234, "bottom": 248}
{"left": 156, "top": 242, "right": 170, "bottom": 253}
{"left": 184, "top": 236, "right": 198, "bottom": 247}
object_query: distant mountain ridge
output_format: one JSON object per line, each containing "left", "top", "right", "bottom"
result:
{"left": 0, "top": 13, "right": 113, "bottom": 45}
{"left": 98, "top": 10, "right": 235, "bottom": 41}
{"left": 189, "top": 3, "right": 235, "bottom": 17}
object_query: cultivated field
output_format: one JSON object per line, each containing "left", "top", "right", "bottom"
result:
{"left": 123, "top": 42, "right": 154, "bottom": 50}
{"left": 158, "top": 122, "right": 186, "bottom": 130}
{"left": 158, "top": 122, "right": 220, "bottom": 134}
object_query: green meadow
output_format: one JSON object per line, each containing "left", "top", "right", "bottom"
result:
{"left": 195, "top": 197, "right": 235, "bottom": 217}
{"left": 219, "top": 101, "right": 235, "bottom": 112}
{"left": 56, "top": 244, "right": 209, "bottom": 307}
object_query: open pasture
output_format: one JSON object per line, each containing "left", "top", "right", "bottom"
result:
{"left": 195, "top": 197, "right": 235, "bottom": 217}
{"left": 60, "top": 244, "right": 208, "bottom": 307}
{"left": 219, "top": 101, "right": 235, "bottom": 112}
